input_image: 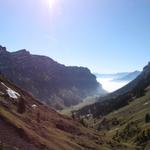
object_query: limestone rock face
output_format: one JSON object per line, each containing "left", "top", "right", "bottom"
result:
{"left": 0, "top": 46, "right": 105, "bottom": 109}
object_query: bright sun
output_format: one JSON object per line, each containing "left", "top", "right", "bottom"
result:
{"left": 48, "top": 0, "right": 56, "bottom": 9}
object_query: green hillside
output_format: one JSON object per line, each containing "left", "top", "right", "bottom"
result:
{"left": 79, "top": 86, "right": 150, "bottom": 149}
{"left": 103, "top": 86, "right": 150, "bottom": 149}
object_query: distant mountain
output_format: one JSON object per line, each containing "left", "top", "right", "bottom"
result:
{"left": 95, "top": 71, "right": 140, "bottom": 81}
{"left": 95, "top": 72, "right": 129, "bottom": 79}
{"left": 0, "top": 45, "right": 106, "bottom": 110}
{"left": 76, "top": 63, "right": 150, "bottom": 149}
{"left": 112, "top": 71, "right": 141, "bottom": 82}
{"left": 77, "top": 61, "right": 150, "bottom": 117}
{"left": 111, "top": 68, "right": 147, "bottom": 97}
{"left": 0, "top": 74, "right": 111, "bottom": 150}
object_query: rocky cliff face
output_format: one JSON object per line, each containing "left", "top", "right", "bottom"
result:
{"left": 0, "top": 46, "right": 105, "bottom": 109}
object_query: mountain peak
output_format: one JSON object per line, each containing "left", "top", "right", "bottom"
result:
{"left": 12, "top": 49, "right": 30, "bottom": 55}
{"left": 0, "top": 45, "right": 7, "bottom": 53}
{"left": 143, "top": 62, "right": 150, "bottom": 71}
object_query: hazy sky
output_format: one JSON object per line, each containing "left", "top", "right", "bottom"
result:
{"left": 0, "top": 0, "right": 150, "bottom": 73}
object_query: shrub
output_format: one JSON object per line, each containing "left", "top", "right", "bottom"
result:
{"left": 79, "top": 118, "right": 87, "bottom": 127}
{"left": 0, "top": 141, "right": 4, "bottom": 150}
{"left": 135, "top": 128, "right": 150, "bottom": 145}
{"left": 36, "top": 111, "right": 40, "bottom": 123}
{"left": 145, "top": 113, "right": 150, "bottom": 123}
{"left": 17, "top": 98, "right": 26, "bottom": 114}
{"left": 115, "top": 122, "right": 141, "bottom": 141}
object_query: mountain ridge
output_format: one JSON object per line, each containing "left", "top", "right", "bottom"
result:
{"left": 95, "top": 71, "right": 140, "bottom": 81}
{"left": 77, "top": 61, "right": 150, "bottom": 117}
{"left": 0, "top": 45, "right": 106, "bottom": 110}
{"left": 112, "top": 71, "right": 141, "bottom": 82}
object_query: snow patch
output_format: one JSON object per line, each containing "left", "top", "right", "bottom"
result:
{"left": 1, "top": 82, "right": 20, "bottom": 99}
{"left": 7, "top": 88, "right": 20, "bottom": 99}
{"left": 32, "top": 104, "right": 37, "bottom": 109}
{"left": 143, "top": 102, "right": 149, "bottom": 106}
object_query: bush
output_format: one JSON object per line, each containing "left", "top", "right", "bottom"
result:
{"left": 135, "top": 128, "right": 150, "bottom": 145}
{"left": 115, "top": 122, "right": 141, "bottom": 141}
{"left": 145, "top": 113, "right": 150, "bottom": 123}
{"left": 17, "top": 98, "right": 26, "bottom": 114}
{"left": 79, "top": 118, "right": 87, "bottom": 127}
{"left": 0, "top": 141, "right": 4, "bottom": 150}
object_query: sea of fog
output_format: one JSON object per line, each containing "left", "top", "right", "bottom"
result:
{"left": 97, "top": 77, "right": 130, "bottom": 93}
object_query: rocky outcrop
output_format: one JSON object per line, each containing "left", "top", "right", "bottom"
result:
{"left": 0, "top": 46, "right": 105, "bottom": 109}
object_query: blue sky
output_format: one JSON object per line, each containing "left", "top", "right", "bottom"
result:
{"left": 0, "top": 0, "right": 150, "bottom": 73}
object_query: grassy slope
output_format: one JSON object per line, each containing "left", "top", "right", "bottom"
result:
{"left": 2, "top": 73, "right": 150, "bottom": 149}
{"left": 94, "top": 87, "right": 150, "bottom": 149}
{"left": 0, "top": 75, "right": 112, "bottom": 150}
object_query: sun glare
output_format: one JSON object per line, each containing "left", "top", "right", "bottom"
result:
{"left": 48, "top": 0, "right": 56, "bottom": 9}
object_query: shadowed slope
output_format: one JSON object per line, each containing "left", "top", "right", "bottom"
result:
{"left": 0, "top": 74, "right": 111, "bottom": 150}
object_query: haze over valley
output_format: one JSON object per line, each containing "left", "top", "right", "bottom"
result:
{"left": 96, "top": 71, "right": 141, "bottom": 92}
